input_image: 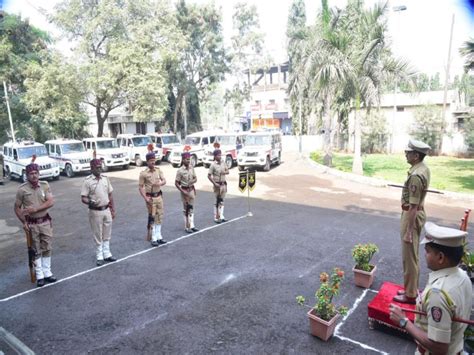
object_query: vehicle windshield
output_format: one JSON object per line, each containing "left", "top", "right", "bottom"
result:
{"left": 132, "top": 136, "right": 152, "bottom": 147}
{"left": 61, "top": 143, "right": 85, "bottom": 153}
{"left": 184, "top": 136, "right": 201, "bottom": 145}
{"left": 162, "top": 135, "right": 179, "bottom": 144}
{"left": 245, "top": 135, "right": 271, "bottom": 146}
{"left": 217, "top": 136, "right": 236, "bottom": 145}
{"left": 18, "top": 146, "right": 48, "bottom": 159}
{"left": 96, "top": 140, "right": 118, "bottom": 149}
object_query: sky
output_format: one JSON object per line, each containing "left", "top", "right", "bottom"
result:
{"left": 3, "top": 0, "right": 474, "bottom": 80}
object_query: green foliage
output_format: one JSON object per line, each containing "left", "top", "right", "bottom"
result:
{"left": 460, "top": 37, "right": 474, "bottom": 72}
{"left": 310, "top": 152, "right": 474, "bottom": 194}
{"left": 352, "top": 243, "right": 378, "bottom": 272}
{"left": 464, "top": 115, "right": 474, "bottom": 154}
{"left": 296, "top": 267, "right": 348, "bottom": 321}
{"left": 361, "top": 110, "right": 389, "bottom": 153}
{"left": 410, "top": 105, "right": 445, "bottom": 154}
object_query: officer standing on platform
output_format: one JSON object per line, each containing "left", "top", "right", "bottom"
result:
{"left": 208, "top": 143, "right": 229, "bottom": 223}
{"left": 14, "top": 156, "right": 57, "bottom": 287}
{"left": 394, "top": 139, "right": 431, "bottom": 304}
{"left": 175, "top": 151, "right": 199, "bottom": 233}
{"left": 81, "top": 156, "right": 117, "bottom": 266}
{"left": 139, "top": 144, "right": 167, "bottom": 247}
{"left": 390, "top": 222, "right": 471, "bottom": 355}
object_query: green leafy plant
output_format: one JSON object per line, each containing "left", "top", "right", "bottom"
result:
{"left": 296, "top": 267, "right": 348, "bottom": 321}
{"left": 352, "top": 243, "right": 379, "bottom": 272}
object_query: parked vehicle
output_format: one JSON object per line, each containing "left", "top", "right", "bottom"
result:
{"left": 202, "top": 132, "right": 246, "bottom": 169}
{"left": 147, "top": 133, "right": 180, "bottom": 161}
{"left": 168, "top": 130, "right": 221, "bottom": 168}
{"left": 3, "top": 141, "right": 61, "bottom": 182}
{"left": 82, "top": 137, "right": 130, "bottom": 171}
{"left": 45, "top": 139, "right": 91, "bottom": 177}
{"left": 237, "top": 131, "right": 282, "bottom": 171}
{"left": 117, "top": 133, "right": 162, "bottom": 166}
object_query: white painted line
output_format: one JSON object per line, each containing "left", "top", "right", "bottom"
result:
{"left": 0, "top": 215, "right": 248, "bottom": 303}
{"left": 334, "top": 288, "right": 388, "bottom": 355}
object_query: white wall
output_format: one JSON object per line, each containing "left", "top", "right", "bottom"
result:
{"left": 282, "top": 135, "right": 324, "bottom": 153}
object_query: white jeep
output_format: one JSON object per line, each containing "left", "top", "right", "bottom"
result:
{"left": 3, "top": 141, "right": 61, "bottom": 183}
{"left": 83, "top": 137, "right": 130, "bottom": 171}
{"left": 202, "top": 132, "right": 247, "bottom": 169}
{"left": 117, "top": 133, "right": 162, "bottom": 166}
{"left": 237, "top": 131, "right": 282, "bottom": 171}
{"left": 147, "top": 133, "right": 180, "bottom": 161}
{"left": 45, "top": 139, "right": 91, "bottom": 177}
{"left": 168, "top": 130, "right": 221, "bottom": 168}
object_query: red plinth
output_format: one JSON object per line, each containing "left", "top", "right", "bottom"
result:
{"left": 367, "top": 281, "right": 416, "bottom": 332}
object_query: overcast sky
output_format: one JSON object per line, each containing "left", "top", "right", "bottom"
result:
{"left": 4, "top": 0, "right": 474, "bottom": 80}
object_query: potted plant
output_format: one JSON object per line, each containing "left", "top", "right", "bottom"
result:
{"left": 352, "top": 243, "right": 379, "bottom": 288}
{"left": 296, "top": 268, "right": 348, "bottom": 341}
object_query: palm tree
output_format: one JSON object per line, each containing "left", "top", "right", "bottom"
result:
{"left": 460, "top": 38, "right": 474, "bottom": 72}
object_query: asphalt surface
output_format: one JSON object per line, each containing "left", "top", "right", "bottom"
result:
{"left": 0, "top": 153, "right": 472, "bottom": 354}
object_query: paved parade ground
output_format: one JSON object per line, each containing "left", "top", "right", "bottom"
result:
{"left": 0, "top": 153, "right": 472, "bottom": 354}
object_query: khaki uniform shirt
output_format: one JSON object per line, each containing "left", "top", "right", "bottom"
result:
{"left": 401, "top": 162, "right": 430, "bottom": 208}
{"left": 139, "top": 168, "right": 164, "bottom": 193}
{"left": 208, "top": 161, "right": 228, "bottom": 184}
{"left": 81, "top": 174, "right": 113, "bottom": 207}
{"left": 176, "top": 166, "right": 196, "bottom": 188}
{"left": 15, "top": 181, "right": 51, "bottom": 218}
{"left": 415, "top": 267, "right": 471, "bottom": 354}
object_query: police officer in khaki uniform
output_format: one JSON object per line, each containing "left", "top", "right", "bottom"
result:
{"left": 14, "top": 156, "right": 57, "bottom": 287}
{"left": 81, "top": 157, "right": 117, "bottom": 266}
{"left": 175, "top": 152, "right": 199, "bottom": 233}
{"left": 208, "top": 144, "right": 229, "bottom": 223}
{"left": 394, "top": 139, "right": 431, "bottom": 304}
{"left": 139, "top": 145, "right": 167, "bottom": 246}
{"left": 390, "top": 222, "right": 471, "bottom": 355}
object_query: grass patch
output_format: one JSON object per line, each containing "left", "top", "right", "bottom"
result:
{"left": 310, "top": 152, "right": 474, "bottom": 194}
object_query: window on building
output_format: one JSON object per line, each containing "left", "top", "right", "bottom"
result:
{"left": 283, "top": 71, "right": 287, "bottom": 83}
{"left": 396, "top": 106, "right": 405, "bottom": 112}
{"left": 269, "top": 99, "right": 275, "bottom": 105}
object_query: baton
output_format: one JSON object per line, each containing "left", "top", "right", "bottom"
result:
{"left": 387, "top": 184, "right": 443, "bottom": 194}
{"left": 400, "top": 307, "right": 474, "bottom": 326}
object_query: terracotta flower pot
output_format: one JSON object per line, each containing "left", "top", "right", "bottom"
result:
{"left": 352, "top": 265, "right": 377, "bottom": 288}
{"left": 307, "top": 309, "right": 340, "bottom": 341}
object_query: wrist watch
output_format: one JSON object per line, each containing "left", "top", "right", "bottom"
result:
{"left": 399, "top": 317, "right": 409, "bottom": 328}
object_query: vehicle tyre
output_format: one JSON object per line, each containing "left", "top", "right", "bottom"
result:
{"left": 172, "top": 164, "right": 179, "bottom": 168}
{"left": 5, "top": 166, "right": 12, "bottom": 180}
{"left": 135, "top": 156, "right": 143, "bottom": 167}
{"left": 263, "top": 156, "right": 271, "bottom": 171}
{"left": 276, "top": 152, "right": 281, "bottom": 166}
{"left": 22, "top": 170, "right": 27, "bottom": 183}
{"left": 53, "top": 174, "right": 60, "bottom": 181}
{"left": 101, "top": 160, "right": 108, "bottom": 172}
{"left": 238, "top": 165, "right": 245, "bottom": 171}
{"left": 122, "top": 164, "right": 129, "bottom": 170}
{"left": 155, "top": 159, "right": 161, "bottom": 165}
{"left": 65, "top": 164, "right": 74, "bottom": 178}
{"left": 225, "top": 155, "right": 233, "bottom": 169}
{"left": 190, "top": 155, "right": 197, "bottom": 168}
{"left": 204, "top": 163, "right": 210, "bottom": 169}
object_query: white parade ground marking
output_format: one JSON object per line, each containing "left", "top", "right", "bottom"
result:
{"left": 0, "top": 214, "right": 248, "bottom": 303}
{"left": 334, "top": 288, "right": 388, "bottom": 355}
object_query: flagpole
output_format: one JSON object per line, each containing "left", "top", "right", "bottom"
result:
{"left": 247, "top": 169, "right": 252, "bottom": 216}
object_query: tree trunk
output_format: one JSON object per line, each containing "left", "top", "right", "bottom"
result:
{"left": 173, "top": 90, "right": 183, "bottom": 135}
{"left": 96, "top": 105, "right": 104, "bottom": 137}
{"left": 323, "top": 96, "right": 332, "bottom": 167}
{"left": 352, "top": 96, "right": 363, "bottom": 175}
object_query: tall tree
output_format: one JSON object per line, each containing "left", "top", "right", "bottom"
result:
{"left": 170, "top": 0, "right": 229, "bottom": 135}
{"left": 52, "top": 0, "right": 176, "bottom": 136}
{"left": 0, "top": 13, "right": 51, "bottom": 142}
{"left": 225, "top": 2, "right": 265, "bottom": 116}
{"left": 460, "top": 38, "right": 474, "bottom": 72}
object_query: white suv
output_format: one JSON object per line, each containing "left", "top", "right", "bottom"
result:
{"left": 147, "top": 133, "right": 180, "bottom": 161}
{"left": 45, "top": 139, "right": 91, "bottom": 177}
{"left": 237, "top": 131, "right": 282, "bottom": 171}
{"left": 168, "top": 130, "right": 221, "bottom": 168}
{"left": 117, "top": 134, "right": 162, "bottom": 166}
{"left": 3, "top": 141, "right": 61, "bottom": 183}
{"left": 83, "top": 137, "right": 130, "bottom": 171}
{"left": 202, "top": 132, "right": 246, "bottom": 169}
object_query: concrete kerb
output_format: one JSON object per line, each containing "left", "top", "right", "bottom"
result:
{"left": 302, "top": 154, "right": 474, "bottom": 203}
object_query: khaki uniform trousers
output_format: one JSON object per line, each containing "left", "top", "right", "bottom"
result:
{"left": 213, "top": 183, "right": 227, "bottom": 201}
{"left": 30, "top": 221, "right": 53, "bottom": 257}
{"left": 180, "top": 189, "right": 195, "bottom": 211}
{"left": 400, "top": 209, "right": 426, "bottom": 298}
{"left": 147, "top": 196, "right": 164, "bottom": 224}
{"left": 89, "top": 209, "right": 112, "bottom": 246}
